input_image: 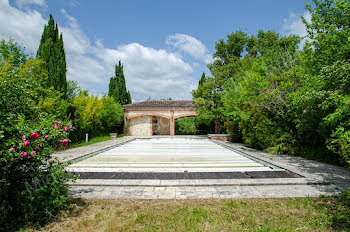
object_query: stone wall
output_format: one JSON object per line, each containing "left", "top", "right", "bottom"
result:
{"left": 208, "top": 134, "right": 232, "bottom": 141}
{"left": 124, "top": 108, "right": 196, "bottom": 136}
{"left": 128, "top": 116, "right": 151, "bottom": 136}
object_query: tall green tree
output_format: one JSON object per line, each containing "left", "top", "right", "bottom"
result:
{"left": 198, "top": 72, "right": 206, "bottom": 86}
{"left": 192, "top": 74, "right": 224, "bottom": 134}
{"left": 192, "top": 0, "right": 349, "bottom": 167}
{"left": 108, "top": 60, "right": 131, "bottom": 105}
{"left": 37, "top": 14, "right": 67, "bottom": 97}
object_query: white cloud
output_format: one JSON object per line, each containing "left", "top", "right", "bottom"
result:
{"left": 58, "top": 10, "right": 197, "bottom": 100}
{"left": 0, "top": 1, "right": 199, "bottom": 101}
{"left": 166, "top": 33, "right": 213, "bottom": 64}
{"left": 60, "top": 9, "right": 91, "bottom": 54}
{"left": 15, "top": 0, "right": 45, "bottom": 8}
{"left": 93, "top": 42, "right": 195, "bottom": 100}
{"left": 282, "top": 11, "right": 311, "bottom": 38}
{"left": 0, "top": 0, "right": 46, "bottom": 52}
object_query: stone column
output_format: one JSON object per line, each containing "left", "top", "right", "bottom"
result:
{"left": 170, "top": 111, "right": 175, "bottom": 136}
{"left": 124, "top": 112, "right": 128, "bottom": 135}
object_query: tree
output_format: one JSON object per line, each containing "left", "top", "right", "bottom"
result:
{"left": 198, "top": 72, "right": 206, "bottom": 86}
{"left": 192, "top": 75, "right": 224, "bottom": 134}
{"left": 37, "top": 14, "right": 67, "bottom": 97}
{"left": 0, "top": 39, "right": 27, "bottom": 67}
{"left": 66, "top": 80, "right": 81, "bottom": 100}
{"left": 303, "top": 0, "right": 350, "bottom": 74}
{"left": 108, "top": 60, "right": 131, "bottom": 105}
{"left": 71, "top": 92, "right": 103, "bottom": 139}
{"left": 101, "top": 96, "right": 124, "bottom": 132}
{"left": 0, "top": 39, "right": 69, "bottom": 149}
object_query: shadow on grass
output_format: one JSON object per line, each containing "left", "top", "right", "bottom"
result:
{"left": 317, "top": 189, "right": 350, "bottom": 231}
{"left": 21, "top": 198, "right": 89, "bottom": 232}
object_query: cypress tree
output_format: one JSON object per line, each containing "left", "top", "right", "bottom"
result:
{"left": 108, "top": 60, "right": 132, "bottom": 105}
{"left": 199, "top": 72, "right": 206, "bottom": 86}
{"left": 37, "top": 14, "right": 67, "bottom": 96}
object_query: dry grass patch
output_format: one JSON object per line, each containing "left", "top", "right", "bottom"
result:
{"left": 35, "top": 197, "right": 338, "bottom": 232}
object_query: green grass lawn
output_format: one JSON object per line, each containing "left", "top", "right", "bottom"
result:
{"left": 67, "top": 134, "right": 125, "bottom": 149}
{"left": 36, "top": 193, "right": 349, "bottom": 232}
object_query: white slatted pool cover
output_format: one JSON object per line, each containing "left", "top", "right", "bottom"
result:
{"left": 67, "top": 138, "right": 276, "bottom": 173}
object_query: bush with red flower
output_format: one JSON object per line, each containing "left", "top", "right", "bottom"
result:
{"left": 0, "top": 39, "right": 76, "bottom": 230}
{"left": 8, "top": 118, "right": 72, "bottom": 160}
{"left": 0, "top": 116, "right": 75, "bottom": 229}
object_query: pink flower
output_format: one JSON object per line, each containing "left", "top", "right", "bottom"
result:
{"left": 59, "top": 132, "right": 62, "bottom": 135}
{"left": 22, "top": 135, "right": 26, "bottom": 140}
{"left": 9, "top": 147, "right": 15, "bottom": 152}
{"left": 56, "top": 120, "right": 59, "bottom": 123}
{"left": 23, "top": 141, "right": 30, "bottom": 147}
{"left": 54, "top": 123, "right": 59, "bottom": 128}
{"left": 32, "top": 151, "right": 36, "bottom": 156}
{"left": 61, "top": 139, "right": 68, "bottom": 147}
{"left": 43, "top": 135, "right": 48, "bottom": 139}
{"left": 68, "top": 125, "right": 72, "bottom": 130}
{"left": 31, "top": 132, "right": 40, "bottom": 140}
{"left": 20, "top": 151, "right": 27, "bottom": 157}
{"left": 35, "top": 146, "right": 40, "bottom": 151}
{"left": 63, "top": 127, "right": 69, "bottom": 131}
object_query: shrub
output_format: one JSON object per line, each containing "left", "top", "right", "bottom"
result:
{"left": 175, "top": 117, "right": 197, "bottom": 135}
{"left": 224, "top": 121, "right": 242, "bottom": 142}
{"left": 0, "top": 117, "right": 74, "bottom": 230}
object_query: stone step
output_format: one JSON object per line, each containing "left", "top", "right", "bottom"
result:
{"left": 68, "top": 178, "right": 324, "bottom": 187}
{"left": 67, "top": 167, "right": 273, "bottom": 173}
{"left": 69, "top": 162, "right": 265, "bottom": 168}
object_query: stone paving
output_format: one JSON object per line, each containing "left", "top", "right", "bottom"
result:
{"left": 69, "top": 184, "right": 341, "bottom": 199}
{"left": 53, "top": 136, "right": 134, "bottom": 162}
{"left": 56, "top": 136, "right": 350, "bottom": 199}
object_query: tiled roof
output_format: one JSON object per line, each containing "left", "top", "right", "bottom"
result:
{"left": 123, "top": 100, "right": 195, "bottom": 108}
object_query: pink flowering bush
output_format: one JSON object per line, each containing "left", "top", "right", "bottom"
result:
{"left": 8, "top": 119, "right": 72, "bottom": 160}
{"left": 0, "top": 116, "right": 75, "bottom": 229}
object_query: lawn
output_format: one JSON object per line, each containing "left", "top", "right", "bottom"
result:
{"left": 67, "top": 134, "right": 124, "bottom": 149}
{"left": 36, "top": 194, "right": 349, "bottom": 232}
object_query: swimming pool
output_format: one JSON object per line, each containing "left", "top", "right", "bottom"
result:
{"left": 67, "top": 137, "right": 280, "bottom": 173}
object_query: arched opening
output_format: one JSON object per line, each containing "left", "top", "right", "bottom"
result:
{"left": 175, "top": 116, "right": 196, "bottom": 135}
{"left": 174, "top": 116, "right": 209, "bottom": 135}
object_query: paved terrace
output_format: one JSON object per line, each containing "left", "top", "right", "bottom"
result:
{"left": 53, "top": 136, "right": 350, "bottom": 199}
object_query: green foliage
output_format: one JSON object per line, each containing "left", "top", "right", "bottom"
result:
{"left": 0, "top": 40, "right": 74, "bottom": 230}
{"left": 66, "top": 80, "right": 81, "bottom": 99}
{"left": 175, "top": 117, "right": 197, "bottom": 135}
{"left": 108, "top": 60, "right": 131, "bottom": 105}
{"left": 303, "top": 0, "right": 350, "bottom": 73}
{"left": 71, "top": 92, "right": 103, "bottom": 139}
{"left": 0, "top": 117, "right": 74, "bottom": 230}
{"left": 224, "top": 121, "right": 242, "bottom": 142}
{"left": 0, "top": 40, "right": 68, "bottom": 150}
{"left": 193, "top": 0, "right": 350, "bottom": 166}
{"left": 101, "top": 95, "right": 124, "bottom": 132}
{"left": 37, "top": 14, "right": 67, "bottom": 97}
{"left": 0, "top": 39, "right": 27, "bottom": 67}
{"left": 192, "top": 75, "right": 224, "bottom": 133}
{"left": 71, "top": 92, "right": 124, "bottom": 141}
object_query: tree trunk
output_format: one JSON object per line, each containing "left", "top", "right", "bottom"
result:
{"left": 215, "top": 118, "right": 220, "bottom": 134}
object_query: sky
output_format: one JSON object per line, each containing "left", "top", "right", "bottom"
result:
{"left": 1, "top": 0, "right": 312, "bottom": 101}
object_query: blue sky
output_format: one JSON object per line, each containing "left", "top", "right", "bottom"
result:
{"left": 1, "top": 0, "right": 311, "bottom": 101}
